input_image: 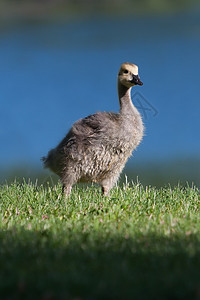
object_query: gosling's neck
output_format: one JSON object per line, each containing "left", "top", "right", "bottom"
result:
{"left": 118, "top": 81, "right": 138, "bottom": 116}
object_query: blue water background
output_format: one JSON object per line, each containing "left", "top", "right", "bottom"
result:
{"left": 0, "top": 12, "right": 200, "bottom": 177}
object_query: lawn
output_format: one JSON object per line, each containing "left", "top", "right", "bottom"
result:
{"left": 0, "top": 181, "right": 200, "bottom": 299}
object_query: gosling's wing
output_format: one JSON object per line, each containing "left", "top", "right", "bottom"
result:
{"left": 56, "top": 112, "right": 120, "bottom": 158}
{"left": 72, "top": 112, "right": 120, "bottom": 140}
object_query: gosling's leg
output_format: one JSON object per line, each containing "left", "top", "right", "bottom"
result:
{"left": 101, "top": 186, "right": 110, "bottom": 196}
{"left": 62, "top": 184, "right": 72, "bottom": 198}
{"left": 61, "top": 174, "right": 76, "bottom": 199}
{"left": 101, "top": 175, "right": 119, "bottom": 196}
{"left": 101, "top": 179, "right": 113, "bottom": 196}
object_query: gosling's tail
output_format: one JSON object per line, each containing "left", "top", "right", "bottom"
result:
{"left": 41, "top": 155, "right": 48, "bottom": 168}
{"left": 41, "top": 149, "right": 56, "bottom": 170}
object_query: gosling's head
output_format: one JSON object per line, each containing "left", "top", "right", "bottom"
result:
{"left": 118, "top": 62, "right": 143, "bottom": 88}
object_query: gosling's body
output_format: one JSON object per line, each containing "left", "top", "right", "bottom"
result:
{"left": 42, "top": 63, "right": 144, "bottom": 196}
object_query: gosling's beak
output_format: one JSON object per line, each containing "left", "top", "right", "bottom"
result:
{"left": 131, "top": 74, "right": 143, "bottom": 86}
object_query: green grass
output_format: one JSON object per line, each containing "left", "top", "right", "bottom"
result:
{"left": 0, "top": 181, "right": 200, "bottom": 299}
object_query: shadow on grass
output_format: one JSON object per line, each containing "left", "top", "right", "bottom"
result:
{"left": 1, "top": 229, "right": 200, "bottom": 300}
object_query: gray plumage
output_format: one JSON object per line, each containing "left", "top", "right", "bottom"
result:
{"left": 42, "top": 62, "right": 144, "bottom": 196}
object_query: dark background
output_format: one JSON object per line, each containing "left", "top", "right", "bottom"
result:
{"left": 0, "top": 0, "right": 200, "bottom": 187}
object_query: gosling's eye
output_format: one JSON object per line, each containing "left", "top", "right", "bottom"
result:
{"left": 124, "top": 70, "right": 129, "bottom": 74}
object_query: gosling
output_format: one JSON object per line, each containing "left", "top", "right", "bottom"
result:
{"left": 42, "top": 62, "right": 144, "bottom": 197}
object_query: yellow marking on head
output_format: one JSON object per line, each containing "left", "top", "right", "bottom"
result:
{"left": 119, "top": 63, "right": 139, "bottom": 76}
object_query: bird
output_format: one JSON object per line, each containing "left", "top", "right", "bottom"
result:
{"left": 42, "top": 62, "right": 144, "bottom": 197}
